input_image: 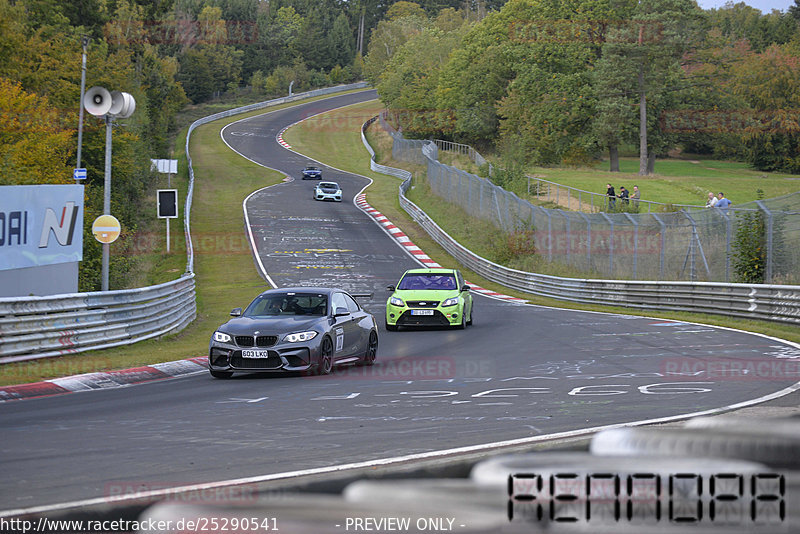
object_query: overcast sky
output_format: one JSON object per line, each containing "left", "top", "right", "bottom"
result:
{"left": 697, "top": 0, "right": 795, "bottom": 12}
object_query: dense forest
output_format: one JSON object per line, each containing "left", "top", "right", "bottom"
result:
{"left": 365, "top": 0, "right": 800, "bottom": 175}
{"left": 2, "top": 0, "right": 799, "bottom": 291}
{"left": 0, "top": 0, "right": 504, "bottom": 290}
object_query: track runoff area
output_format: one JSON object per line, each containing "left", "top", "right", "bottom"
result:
{"left": 1, "top": 89, "right": 798, "bottom": 533}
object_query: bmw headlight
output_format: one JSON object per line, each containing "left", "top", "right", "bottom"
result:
{"left": 389, "top": 296, "right": 405, "bottom": 307}
{"left": 284, "top": 331, "right": 318, "bottom": 343}
{"left": 213, "top": 331, "right": 232, "bottom": 343}
{"left": 441, "top": 297, "right": 459, "bottom": 307}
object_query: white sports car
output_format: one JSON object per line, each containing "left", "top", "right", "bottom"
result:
{"left": 314, "top": 181, "right": 342, "bottom": 202}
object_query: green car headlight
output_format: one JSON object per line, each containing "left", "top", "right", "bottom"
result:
{"left": 441, "top": 297, "right": 459, "bottom": 307}
{"left": 389, "top": 296, "right": 405, "bottom": 307}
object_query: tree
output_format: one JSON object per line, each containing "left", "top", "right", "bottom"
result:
{"left": 707, "top": 2, "right": 798, "bottom": 52}
{"left": 176, "top": 6, "right": 243, "bottom": 102}
{"left": 609, "top": 0, "right": 703, "bottom": 175}
{"left": 378, "top": 24, "right": 466, "bottom": 137}
{"left": 0, "top": 79, "right": 73, "bottom": 185}
{"left": 364, "top": 13, "right": 428, "bottom": 82}
{"left": 591, "top": 37, "right": 638, "bottom": 172}
{"left": 386, "top": 1, "right": 427, "bottom": 21}
{"left": 730, "top": 43, "right": 800, "bottom": 173}
{"left": 328, "top": 12, "right": 355, "bottom": 69}
{"left": 791, "top": 0, "right": 800, "bottom": 21}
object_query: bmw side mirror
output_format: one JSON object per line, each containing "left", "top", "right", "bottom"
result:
{"left": 230, "top": 307, "right": 242, "bottom": 317}
{"left": 334, "top": 307, "right": 350, "bottom": 317}
{"left": 386, "top": 285, "right": 395, "bottom": 291}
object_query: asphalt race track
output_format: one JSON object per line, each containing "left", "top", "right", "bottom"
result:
{"left": 2, "top": 90, "right": 799, "bottom": 512}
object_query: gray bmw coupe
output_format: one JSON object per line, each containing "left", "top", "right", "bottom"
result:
{"left": 208, "top": 287, "right": 378, "bottom": 378}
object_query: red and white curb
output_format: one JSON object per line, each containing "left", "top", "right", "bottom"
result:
{"left": 355, "top": 194, "right": 526, "bottom": 304}
{"left": 276, "top": 126, "right": 291, "bottom": 149}
{"left": 0, "top": 357, "right": 208, "bottom": 402}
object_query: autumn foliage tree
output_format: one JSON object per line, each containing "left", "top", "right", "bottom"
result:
{"left": 0, "top": 79, "right": 73, "bottom": 185}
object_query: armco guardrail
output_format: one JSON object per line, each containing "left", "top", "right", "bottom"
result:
{"left": 0, "top": 84, "right": 370, "bottom": 365}
{"left": 0, "top": 275, "right": 196, "bottom": 364}
{"left": 362, "top": 117, "right": 800, "bottom": 325}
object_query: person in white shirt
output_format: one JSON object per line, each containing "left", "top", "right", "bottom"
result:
{"left": 705, "top": 192, "right": 718, "bottom": 208}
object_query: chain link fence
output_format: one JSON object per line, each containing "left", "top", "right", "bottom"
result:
{"left": 383, "top": 116, "right": 800, "bottom": 284}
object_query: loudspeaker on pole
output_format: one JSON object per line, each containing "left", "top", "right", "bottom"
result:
{"left": 83, "top": 86, "right": 112, "bottom": 116}
{"left": 109, "top": 91, "right": 136, "bottom": 118}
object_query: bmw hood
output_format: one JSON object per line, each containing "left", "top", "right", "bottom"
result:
{"left": 220, "top": 316, "right": 324, "bottom": 334}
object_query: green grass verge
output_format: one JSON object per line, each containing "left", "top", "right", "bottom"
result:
{"left": 284, "top": 100, "right": 800, "bottom": 348}
{"left": 523, "top": 157, "right": 800, "bottom": 207}
{"left": 0, "top": 89, "right": 367, "bottom": 387}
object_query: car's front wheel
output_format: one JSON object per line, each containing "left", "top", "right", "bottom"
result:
{"left": 466, "top": 305, "right": 473, "bottom": 326}
{"left": 317, "top": 337, "right": 333, "bottom": 375}
{"left": 210, "top": 370, "right": 233, "bottom": 379}
{"left": 455, "top": 310, "right": 466, "bottom": 330}
{"left": 358, "top": 330, "right": 378, "bottom": 366}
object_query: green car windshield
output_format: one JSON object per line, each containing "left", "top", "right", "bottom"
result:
{"left": 244, "top": 293, "right": 328, "bottom": 317}
{"left": 398, "top": 273, "right": 457, "bottom": 291}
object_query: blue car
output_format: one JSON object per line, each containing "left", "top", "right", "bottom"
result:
{"left": 301, "top": 165, "right": 322, "bottom": 180}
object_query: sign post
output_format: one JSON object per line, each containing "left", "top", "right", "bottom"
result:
{"left": 84, "top": 85, "right": 135, "bottom": 290}
{"left": 157, "top": 189, "right": 178, "bottom": 253}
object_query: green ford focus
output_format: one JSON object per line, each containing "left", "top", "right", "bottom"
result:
{"left": 385, "top": 268, "right": 473, "bottom": 331}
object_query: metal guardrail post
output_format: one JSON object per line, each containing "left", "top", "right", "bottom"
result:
{"left": 681, "top": 210, "right": 711, "bottom": 281}
{"left": 505, "top": 190, "right": 512, "bottom": 231}
{"left": 493, "top": 187, "right": 504, "bottom": 231}
{"left": 600, "top": 213, "right": 615, "bottom": 277}
{"left": 579, "top": 212, "right": 592, "bottom": 270}
{"left": 651, "top": 213, "right": 666, "bottom": 280}
{"left": 713, "top": 208, "right": 732, "bottom": 283}
{"left": 467, "top": 172, "right": 473, "bottom": 209}
{"left": 557, "top": 209, "right": 571, "bottom": 263}
{"left": 755, "top": 201, "right": 774, "bottom": 283}
{"left": 622, "top": 213, "right": 639, "bottom": 279}
{"left": 546, "top": 208, "right": 553, "bottom": 262}
{"left": 479, "top": 177, "right": 484, "bottom": 217}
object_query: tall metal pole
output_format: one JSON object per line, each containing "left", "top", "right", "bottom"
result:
{"left": 76, "top": 36, "right": 89, "bottom": 169}
{"left": 102, "top": 115, "right": 113, "bottom": 291}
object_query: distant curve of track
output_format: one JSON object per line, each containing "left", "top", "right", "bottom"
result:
{"left": 2, "top": 90, "right": 798, "bottom": 513}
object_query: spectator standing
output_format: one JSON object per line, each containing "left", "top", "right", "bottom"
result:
{"left": 618, "top": 186, "right": 630, "bottom": 206}
{"left": 606, "top": 183, "right": 616, "bottom": 210}
{"left": 716, "top": 192, "right": 732, "bottom": 209}
{"left": 705, "top": 192, "right": 718, "bottom": 208}
{"left": 631, "top": 185, "right": 641, "bottom": 210}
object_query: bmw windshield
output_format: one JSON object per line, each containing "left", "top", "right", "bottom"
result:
{"left": 243, "top": 293, "right": 328, "bottom": 317}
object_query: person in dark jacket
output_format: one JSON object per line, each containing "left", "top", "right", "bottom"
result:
{"left": 618, "top": 186, "right": 629, "bottom": 206}
{"left": 606, "top": 183, "right": 616, "bottom": 210}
